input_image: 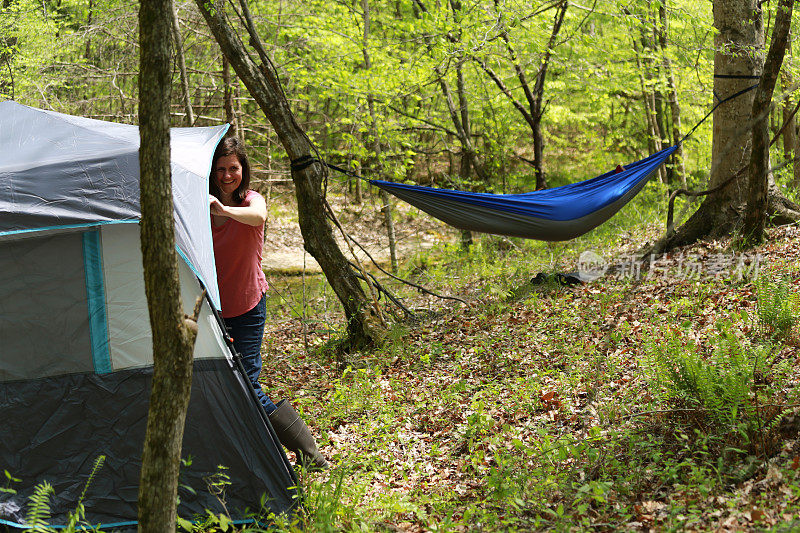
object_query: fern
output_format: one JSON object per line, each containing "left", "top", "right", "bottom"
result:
{"left": 650, "top": 332, "right": 766, "bottom": 427}
{"left": 25, "top": 481, "right": 54, "bottom": 532}
{"left": 756, "top": 276, "right": 800, "bottom": 337}
{"left": 764, "top": 406, "right": 797, "bottom": 436}
{"left": 62, "top": 455, "right": 106, "bottom": 533}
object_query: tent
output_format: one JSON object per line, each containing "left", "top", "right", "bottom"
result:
{"left": 0, "top": 102, "right": 298, "bottom": 528}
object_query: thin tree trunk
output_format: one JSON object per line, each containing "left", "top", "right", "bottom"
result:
{"left": 84, "top": 0, "right": 93, "bottom": 59}
{"left": 658, "top": 0, "right": 687, "bottom": 187}
{"left": 633, "top": 18, "right": 665, "bottom": 183}
{"left": 743, "top": 0, "right": 794, "bottom": 242}
{"left": 171, "top": 0, "right": 194, "bottom": 126}
{"left": 222, "top": 53, "right": 235, "bottom": 129}
{"left": 355, "top": 164, "right": 363, "bottom": 204}
{"left": 137, "top": 0, "right": 198, "bottom": 530}
{"left": 478, "top": 0, "right": 567, "bottom": 190}
{"left": 235, "top": 83, "right": 244, "bottom": 140}
{"left": 196, "top": 0, "right": 387, "bottom": 350}
{"left": 456, "top": 58, "right": 474, "bottom": 248}
{"left": 362, "top": 0, "right": 398, "bottom": 272}
{"left": 529, "top": 0, "right": 567, "bottom": 189}
{"left": 781, "top": 60, "right": 800, "bottom": 187}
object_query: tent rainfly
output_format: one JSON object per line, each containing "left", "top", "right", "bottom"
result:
{"left": 0, "top": 101, "right": 298, "bottom": 528}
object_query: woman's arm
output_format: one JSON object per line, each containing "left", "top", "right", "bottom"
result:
{"left": 210, "top": 193, "right": 267, "bottom": 227}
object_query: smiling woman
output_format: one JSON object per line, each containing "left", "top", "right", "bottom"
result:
{"left": 209, "top": 136, "right": 328, "bottom": 469}
{"left": 210, "top": 136, "right": 272, "bottom": 415}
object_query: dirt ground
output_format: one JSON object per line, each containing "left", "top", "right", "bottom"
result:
{"left": 260, "top": 184, "right": 447, "bottom": 274}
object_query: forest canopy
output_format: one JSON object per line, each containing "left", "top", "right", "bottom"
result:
{"left": 2, "top": 0, "right": 741, "bottom": 195}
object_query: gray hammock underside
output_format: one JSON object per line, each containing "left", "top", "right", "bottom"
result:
{"left": 380, "top": 175, "right": 651, "bottom": 241}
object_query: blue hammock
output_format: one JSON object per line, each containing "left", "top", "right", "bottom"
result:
{"left": 370, "top": 145, "right": 677, "bottom": 241}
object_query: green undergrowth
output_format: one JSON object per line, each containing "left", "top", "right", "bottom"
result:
{"left": 12, "top": 194, "right": 800, "bottom": 531}
{"left": 257, "top": 208, "right": 800, "bottom": 531}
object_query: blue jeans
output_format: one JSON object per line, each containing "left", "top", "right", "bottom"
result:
{"left": 224, "top": 294, "right": 277, "bottom": 414}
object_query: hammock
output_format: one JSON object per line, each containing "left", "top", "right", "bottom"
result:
{"left": 370, "top": 145, "right": 677, "bottom": 241}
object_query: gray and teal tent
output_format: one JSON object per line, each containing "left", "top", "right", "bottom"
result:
{"left": 0, "top": 102, "right": 297, "bottom": 528}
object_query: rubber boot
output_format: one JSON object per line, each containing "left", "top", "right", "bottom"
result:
{"left": 269, "top": 399, "right": 329, "bottom": 470}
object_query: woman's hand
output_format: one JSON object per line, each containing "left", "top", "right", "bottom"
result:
{"left": 209, "top": 193, "right": 267, "bottom": 227}
{"left": 209, "top": 195, "right": 228, "bottom": 217}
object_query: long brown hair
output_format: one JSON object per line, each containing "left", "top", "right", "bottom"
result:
{"left": 210, "top": 136, "right": 251, "bottom": 204}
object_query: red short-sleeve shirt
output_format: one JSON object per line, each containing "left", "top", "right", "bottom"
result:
{"left": 212, "top": 190, "right": 268, "bottom": 318}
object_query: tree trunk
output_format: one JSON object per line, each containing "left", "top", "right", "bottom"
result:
{"left": 478, "top": 0, "right": 567, "bottom": 190}
{"left": 632, "top": 16, "right": 665, "bottom": 183}
{"left": 652, "top": 0, "right": 763, "bottom": 250}
{"left": 137, "top": 0, "right": 198, "bottom": 530}
{"left": 742, "top": 0, "right": 794, "bottom": 243}
{"left": 781, "top": 58, "right": 800, "bottom": 187}
{"left": 658, "top": 0, "right": 687, "bottom": 187}
{"left": 529, "top": 0, "right": 567, "bottom": 189}
{"left": 196, "top": 0, "right": 387, "bottom": 350}
{"left": 170, "top": 0, "right": 194, "bottom": 126}
{"left": 456, "top": 58, "right": 475, "bottom": 248}
{"left": 709, "top": 0, "right": 763, "bottom": 207}
{"left": 222, "top": 53, "right": 235, "bottom": 129}
{"left": 84, "top": 0, "right": 93, "bottom": 59}
{"left": 362, "top": 0, "right": 398, "bottom": 273}
{"left": 649, "top": 0, "right": 800, "bottom": 254}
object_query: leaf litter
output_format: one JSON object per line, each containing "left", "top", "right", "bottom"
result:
{"left": 259, "top": 223, "right": 800, "bottom": 531}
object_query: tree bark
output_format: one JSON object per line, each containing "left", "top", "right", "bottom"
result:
{"left": 222, "top": 53, "right": 234, "bottom": 129}
{"left": 84, "top": 0, "right": 93, "bottom": 59}
{"left": 650, "top": 0, "right": 763, "bottom": 250}
{"left": 196, "top": 0, "right": 387, "bottom": 350}
{"left": 742, "top": 0, "right": 794, "bottom": 243}
{"left": 657, "top": 0, "right": 687, "bottom": 187}
{"left": 528, "top": 0, "right": 567, "bottom": 190}
{"left": 137, "top": 0, "right": 198, "bottom": 530}
{"left": 781, "top": 54, "right": 800, "bottom": 187}
{"left": 648, "top": 0, "right": 800, "bottom": 255}
{"left": 455, "top": 58, "right": 475, "bottom": 248}
{"left": 478, "top": 0, "right": 567, "bottom": 190}
{"left": 170, "top": 0, "right": 194, "bottom": 126}
{"left": 709, "top": 0, "right": 763, "bottom": 207}
{"left": 361, "top": 0, "right": 398, "bottom": 273}
{"left": 632, "top": 31, "right": 665, "bottom": 183}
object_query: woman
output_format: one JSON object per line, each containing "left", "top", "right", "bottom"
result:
{"left": 210, "top": 136, "right": 327, "bottom": 469}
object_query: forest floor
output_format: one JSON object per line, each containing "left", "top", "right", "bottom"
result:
{"left": 261, "top": 184, "right": 444, "bottom": 275}
{"left": 256, "top": 185, "right": 800, "bottom": 532}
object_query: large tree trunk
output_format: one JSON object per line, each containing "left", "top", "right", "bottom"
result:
{"left": 137, "top": 0, "right": 198, "bottom": 529}
{"left": 196, "top": 0, "right": 387, "bottom": 350}
{"left": 650, "top": 0, "right": 800, "bottom": 255}
{"left": 742, "top": 0, "right": 794, "bottom": 243}
{"left": 651, "top": 0, "right": 762, "bottom": 251}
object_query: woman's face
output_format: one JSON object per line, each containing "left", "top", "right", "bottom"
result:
{"left": 213, "top": 154, "right": 243, "bottom": 198}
